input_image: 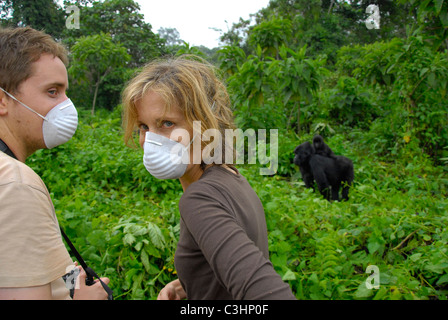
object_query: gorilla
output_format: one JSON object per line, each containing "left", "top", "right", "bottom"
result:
{"left": 294, "top": 141, "right": 354, "bottom": 201}
{"left": 313, "top": 135, "right": 335, "bottom": 158}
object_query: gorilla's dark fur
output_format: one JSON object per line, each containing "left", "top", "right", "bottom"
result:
{"left": 294, "top": 140, "right": 354, "bottom": 201}
{"left": 313, "top": 135, "right": 335, "bottom": 158}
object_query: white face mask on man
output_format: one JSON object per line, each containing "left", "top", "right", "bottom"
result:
{"left": 0, "top": 87, "right": 78, "bottom": 149}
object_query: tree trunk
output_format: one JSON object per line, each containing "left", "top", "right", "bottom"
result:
{"left": 328, "top": 0, "right": 335, "bottom": 14}
{"left": 91, "top": 67, "right": 112, "bottom": 115}
{"left": 92, "top": 81, "right": 99, "bottom": 115}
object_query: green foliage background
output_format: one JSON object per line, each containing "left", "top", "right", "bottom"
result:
{"left": 28, "top": 108, "right": 448, "bottom": 300}
{"left": 2, "top": 0, "right": 448, "bottom": 299}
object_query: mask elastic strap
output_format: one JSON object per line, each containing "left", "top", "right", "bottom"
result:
{"left": 0, "top": 87, "right": 48, "bottom": 121}
{"left": 185, "top": 100, "right": 214, "bottom": 147}
{"left": 146, "top": 100, "right": 216, "bottom": 148}
{"left": 185, "top": 100, "right": 216, "bottom": 148}
{"left": 146, "top": 132, "right": 197, "bottom": 148}
{"left": 187, "top": 133, "right": 198, "bottom": 148}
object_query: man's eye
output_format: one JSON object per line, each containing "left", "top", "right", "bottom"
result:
{"left": 48, "top": 89, "right": 57, "bottom": 95}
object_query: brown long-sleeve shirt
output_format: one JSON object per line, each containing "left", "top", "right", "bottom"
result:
{"left": 175, "top": 165, "right": 296, "bottom": 300}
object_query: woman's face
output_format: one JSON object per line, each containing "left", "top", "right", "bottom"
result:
{"left": 136, "top": 89, "right": 204, "bottom": 186}
{"left": 135, "top": 90, "right": 192, "bottom": 149}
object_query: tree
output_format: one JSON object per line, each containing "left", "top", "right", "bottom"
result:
{"left": 223, "top": 0, "right": 412, "bottom": 64}
{"left": 248, "top": 18, "right": 292, "bottom": 59}
{"left": 225, "top": 45, "right": 279, "bottom": 130}
{"left": 276, "top": 45, "right": 325, "bottom": 134}
{"left": 223, "top": 42, "right": 326, "bottom": 133}
{"left": 398, "top": 0, "right": 448, "bottom": 51}
{"left": 0, "top": 0, "right": 65, "bottom": 38}
{"left": 68, "top": 33, "right": 131, "bottom": 114}
{"left": 175, "top": 42, "right": 207, "bottom": 58}
{"left": 218, "top": 46, "right": 247, "bottom": 76}
{"left": 219, "top": 17, "right": 252, "bottom": 50}
{"left": 158, "top": 27, "right": 183, "bottom": 46}
{"left": 62, "top": 0, "right": 165, "bottom": 67}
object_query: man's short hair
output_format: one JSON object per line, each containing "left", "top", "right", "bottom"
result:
{"left": 0, "top": 27, "right": 68, "bottom": 94}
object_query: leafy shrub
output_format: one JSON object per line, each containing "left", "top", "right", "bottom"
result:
{"left": 319, "top": 76, "right": 379, "bottom": 128}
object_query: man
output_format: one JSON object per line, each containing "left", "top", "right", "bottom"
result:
{"left": 0, "top": 27, "right": 109, "bottom": 300}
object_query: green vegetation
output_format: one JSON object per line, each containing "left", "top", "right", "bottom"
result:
{"left": 3, "top": 0, "right": 447, "bottom": 299}
{"left": 28, "top": 108, "right": 448, "bottom": 300}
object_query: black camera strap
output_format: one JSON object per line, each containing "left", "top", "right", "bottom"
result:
{"left": 60, "top": 227, "right": 113, "bottom": 300}
{"left": 1, "top": 139, "right": 113, "bottom": 300}
{"left": 0, "top": 139, "right": 17, "bottom": 160}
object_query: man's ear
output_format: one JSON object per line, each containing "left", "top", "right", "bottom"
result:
{"left": 0, "top": 90, "right": 9, "bottom": 116}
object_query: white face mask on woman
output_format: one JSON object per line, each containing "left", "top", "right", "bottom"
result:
{"left": 0, "top": 87, "right": 78, "bottom": 149}
{"left": 143, "top": 131, "right": 196, "bottom": 180}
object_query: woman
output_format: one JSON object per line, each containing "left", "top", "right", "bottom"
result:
{"left": 122, "top": 55, "right": 295, "bottom": 300}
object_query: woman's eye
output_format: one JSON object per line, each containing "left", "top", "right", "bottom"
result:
{"left": 162, "top": 121, "right": 174, "bottom": 128}
{"left": 138, "top": 124, "right": 149, "bottom": 132}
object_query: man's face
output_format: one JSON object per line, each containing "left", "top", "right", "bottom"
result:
{"left": 6, "top": 53, "right": 69, "bottom": 152}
